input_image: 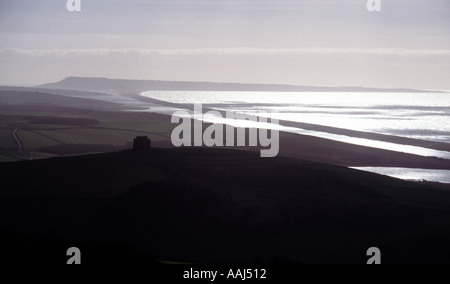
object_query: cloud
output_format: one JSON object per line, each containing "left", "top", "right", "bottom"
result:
{"left": 2, "top": 47, "right": 450, "bottom": 57}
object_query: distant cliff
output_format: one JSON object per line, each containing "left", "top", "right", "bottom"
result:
{"left": 39, "top": 76, "right": 437, "bottom": 94}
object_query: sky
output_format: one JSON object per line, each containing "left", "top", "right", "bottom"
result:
{"left": 0, "top": 0, "right": 449, "bottom": 90}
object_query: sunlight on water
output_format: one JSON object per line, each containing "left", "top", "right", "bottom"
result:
{"left": 189, "top": 112, "right": 450, "bottom": 159}
{"left": 142, "top": 91, "right": 450, "bottom": 142}
{"left": 142, "top": 90, "right": 450, "bottom": 159}
{"left": 139, "top": 91, "right": 450, "bottom": 183}
{"left": 283, "top": 127, "right": 450, "bottom": 159}
{"left": 352, "top": 167, "right": 450, "bottom": 184}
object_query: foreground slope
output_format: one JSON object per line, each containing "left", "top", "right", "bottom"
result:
{"left": 1, "top": 148, "right": 450, "bottom": 263}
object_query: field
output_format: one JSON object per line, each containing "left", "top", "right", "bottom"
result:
{"left": 0, "top": 154, "right": 18, "bottom": 162}
{"left": 0, "top": 129, "right": 16, "bottom": 150}
{"left": 18, "top": 130, "right": 62, "bottom": 151}
{"left": 0, "top": 102, "right": 175, "bottom": 162}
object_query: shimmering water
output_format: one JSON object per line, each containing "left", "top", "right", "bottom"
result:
{"left": 352, "top": 168, "right": 450, "bottom": 184}
{"left": 141, "top": 91, "right": 450, "bottom": 146}
{"left": 140, "top": 91, "right": 450, "bottom": 182}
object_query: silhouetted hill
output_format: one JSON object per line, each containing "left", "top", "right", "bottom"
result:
{"left": 1, "top": 148, "right": 450, "bottom": 263}
{"left": 38, "top": 77, "right": 436, "bottom": 94}
{"left": 0, "top": 86, "right": 113, "bottom": 99}
{"left": 0, "top": 90, "right": 125, "bottom": 110}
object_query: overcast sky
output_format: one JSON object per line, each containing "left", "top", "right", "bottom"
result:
{"left": 0, "top": 0, "right": 449, "bottom": 89}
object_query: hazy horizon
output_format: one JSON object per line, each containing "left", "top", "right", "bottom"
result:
{"left": 1, "top": 0, "right": 449, "bottom": 90}
{"left": 3, "top": 75, "right": 450, "bottom": 92}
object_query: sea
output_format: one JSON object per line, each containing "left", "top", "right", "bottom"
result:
{"left": 140, "top": 91, "right": 450, "bottom": 184}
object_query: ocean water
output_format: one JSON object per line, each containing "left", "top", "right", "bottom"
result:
{"left": 140, "top": 91, "right": 450, "bottom": 183}
{"left": 352, "top": 168, "right": 450, "bottom": 184}
{"left": 142, "top": 91, "right": 450, "bottom": 143}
